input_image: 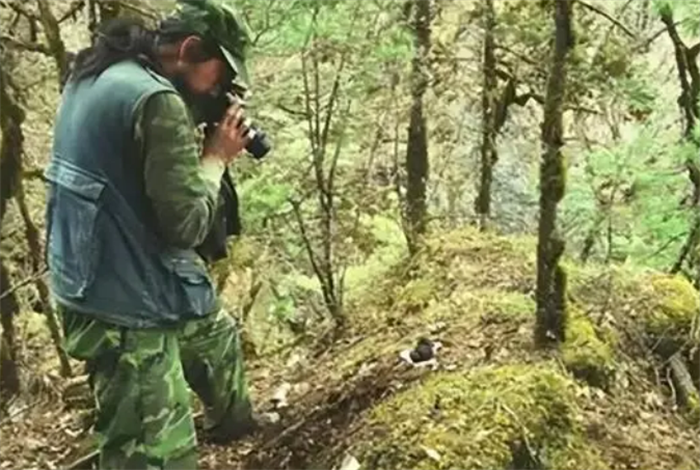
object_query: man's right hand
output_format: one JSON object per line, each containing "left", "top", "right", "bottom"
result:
{"left": 203, "top": 102, "right": 251, "bottom": 165}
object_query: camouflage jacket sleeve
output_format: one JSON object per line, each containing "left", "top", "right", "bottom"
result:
{"left": 134, "top": 91, "right": 225, "bottom": 249}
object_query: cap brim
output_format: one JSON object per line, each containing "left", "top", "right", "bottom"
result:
{"left": 220, "top": 45, "right": 249, "bottom": 90}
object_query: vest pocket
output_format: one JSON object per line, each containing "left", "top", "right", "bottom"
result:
{"left": 160, "top": 252, "right": 216, "bottom": 317}
{"left": 45, "top": 159, "right": 106, "bottom": 300}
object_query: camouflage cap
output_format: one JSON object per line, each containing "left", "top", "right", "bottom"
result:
{"left": 167, "top": 0, "right": 252, "bottom": 88}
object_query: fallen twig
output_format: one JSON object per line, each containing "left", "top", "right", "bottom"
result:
{"left": 0, "top": 267, "right": 48, "bottom": 301}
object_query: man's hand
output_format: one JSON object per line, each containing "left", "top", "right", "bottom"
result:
{"left": 203, "top": 101, "right": 251, "bottom": 165}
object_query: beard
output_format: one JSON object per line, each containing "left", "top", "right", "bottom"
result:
{"left": 167, "top": 71, "right": 222, "bottom": 127}
{"left": 168, "top": 72, "right": 198, "bottom": 103}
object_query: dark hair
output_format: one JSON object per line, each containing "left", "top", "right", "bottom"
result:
{"left": 68, "top": 16, "right": 224, "bottom": 84}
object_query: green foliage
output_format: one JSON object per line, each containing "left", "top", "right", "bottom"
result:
{"left": 652, "top": 0, "right": 700, "bottom": 35}
{"left": 562, "top": 118, "right": 692, "bottom": 268}
{"left": 227, "top": 0, "right": 697, "bottom": 340}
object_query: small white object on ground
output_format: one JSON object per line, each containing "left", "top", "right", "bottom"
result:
{"left": 422, "top": 446, "right": 441, "bottom": 462}
{"left": 271, "top": 382, "right": 292, "bottom": 409}
{"left": 335, "top": 453, "right": 361, "bottom": 470}
{"left": 399, "top": 339, "right": 443, "bottom": 370}
{"left": 261, "top": 411, "right": 281, "bottom": 424}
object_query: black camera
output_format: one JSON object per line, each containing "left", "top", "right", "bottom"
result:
{"left": 195, "top": 84, "right": 271, "bottom": 160}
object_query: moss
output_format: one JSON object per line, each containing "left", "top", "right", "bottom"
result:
{"left": 641, "top": 274, "right": 700, "bottom": 357}
{"left": 687, "top": 391, "right": 700, "bottom": 425}
{"left": 396, "top": 276, "right": 443, "bottom": 312}
{"left": 562, "top": 311, "right": 616, "bottom": 390}
{"left": 645, "top": 274, "right": 699, "bottom": 336}
{"left": 480, "top": 291, "right": 535, "bottom": 324}
{"left": 354, "top": 363, "right": 606, "bottom": 470}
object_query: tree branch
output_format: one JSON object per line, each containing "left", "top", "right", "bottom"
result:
{"left": 58, "top": 0, "right": 85, "bottom": 23}
{"left": 0, "top": 268, "right": 47, "bottom": 302}
{"left": 2, "top": 1, "right": 37, "bottom": 19}
{"left": 575, "top": 0, "right": 635, "bottom": 38}
{"left": 0, "top": 35, "right": 50, "bottom": 54}
{"left": 36, "top": 0, "right": 69, "bottom": 80}
{"left": 661, "top": 10, "right": 697, "bottom": 138}
{"left": 276, "top": 103, "right": 310, "bottom": 118}
{"left": 289, "top": 198, "right": 334, "bottom": 312}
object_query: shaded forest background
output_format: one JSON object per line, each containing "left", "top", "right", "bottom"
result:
{"left": 0, "top": 0, "right": 699, "bottom": 469}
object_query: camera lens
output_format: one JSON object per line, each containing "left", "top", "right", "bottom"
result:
{"left": 245, "top": 125, "right": 271, "bottom": 160}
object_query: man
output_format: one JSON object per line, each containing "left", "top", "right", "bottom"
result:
{"left": 45, "top": 0, "right": 258, "bottom": 468}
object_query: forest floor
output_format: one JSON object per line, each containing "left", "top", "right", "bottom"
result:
{"left": 1, "top": 227, "right": 699, "bottom": 470}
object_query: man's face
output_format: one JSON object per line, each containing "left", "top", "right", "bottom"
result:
{"left": 173, "top": 36, "right": 228, "bottom": 96}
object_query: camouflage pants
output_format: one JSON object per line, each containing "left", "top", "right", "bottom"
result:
{"left": 60, "top": 306, "right": 254, "bottom": 470}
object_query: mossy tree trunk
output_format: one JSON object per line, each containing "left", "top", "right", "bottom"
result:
{"left": 661, "top": 8, "right": 700, "bottom": 280}
{"left": 3, "top": 1, "right": 74, "bottom": 377}
{"left": 474, "top": 0, "right": 497, "bottom": 229}
{"left": 535, "top": 0, "right": 573, "bottom": 347}
{"left": 404, "top": 0, "right": 431, "bottom": 254}
{"left": 0, "top": 54, "right": 25, "bottom": 403}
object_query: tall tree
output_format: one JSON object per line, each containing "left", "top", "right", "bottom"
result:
{"left": 474, "top": 0, "right": 497, "bottom": 227}
{"left": 0, "top": 54, "right": 23, "bottom": 403}
{"left": 404, "top": 0, "right": 431, "bottom": 254}
{"left": 535, "top": 0, "right": 574, "bottom": 347}
{"left": 0, "top": 0, "right": 76, "bottom": 378}
{"left": 661, "top": 4, "right": 700, "bottom": 279}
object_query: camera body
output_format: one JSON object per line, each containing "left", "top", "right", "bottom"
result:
{"left": 195, "top": 83, "right": 271, "bottom": 160}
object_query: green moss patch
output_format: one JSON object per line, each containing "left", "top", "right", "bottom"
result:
{"left": 569, "top": 266, "right": 699, "bottom": 358}
{"left": 479, "top": 290, "right": 535, "bottom": 324}
{"left": 562, "top": 311, "right": 616, "bottom": 390}
{"left": 353, "top": 363, "right": 606, "bottom": 470}
{"left": 644, "top": 274, "right": 699, "bottom": 342}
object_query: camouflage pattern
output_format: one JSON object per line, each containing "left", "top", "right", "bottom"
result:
{"left": 60, "top": 305, "right": 253, "bottom": 469}
{"left": 164, "top": 0, "right": 253, "bottom": 88}
{"left": 134, "top": 90, "right": 225, "bottom": 249}
{"left": 179, "top": 308, "right": 254, "bottom": 438}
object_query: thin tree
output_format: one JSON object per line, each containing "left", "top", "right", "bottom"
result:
{"left": 660, "top": 5, "right": 700, "bottom": 278}
{"left": 474, "top": 0, "right": 497, "bottom": 228}
{"left": 535, "top": 0, "right": 574, "bottom": 347}
{"left": 0, "top": 0, "right": 76, "bottom": 377}
{"left": 0, "top": 55, "right": 23, "bottom": 402}
{"left": 404, "top": 0, "right": 431, "bottom": 254}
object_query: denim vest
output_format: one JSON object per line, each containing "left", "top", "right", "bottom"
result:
{"left": 45, "top": 60, "right": 218, "bottom": 328}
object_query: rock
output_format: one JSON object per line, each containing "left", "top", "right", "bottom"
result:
{"left": 335, "top": 453, "right": 360, "bottom": 470}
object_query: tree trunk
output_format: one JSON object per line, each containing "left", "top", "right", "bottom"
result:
{"left": 0, "top": 260, "right": 21, "bottom": 404}
{"left": 535, "top": 0, "right": 573, "bottom": 347}
{"left": 15, "top": 186, "right": 72, "bottom": 377}
{"left": 36, "top": 0, "right": 69, "bottom": 80}
{"left": 0, "top": 52, "right": 24, "bottom": 404}
{"left": 405, "top": 0, "right": 431, "bottom": 254}
{"left": 661, "top": 9, "right": 700, "bottom": 277}
{"left": 12, "top": 0, "right": 74, "bottom": 377}
{"left": 474, "top": 0, "right": 497, "bottom": 227}
{"left": 294, "top": 1, "right": 351, "bottom": 330}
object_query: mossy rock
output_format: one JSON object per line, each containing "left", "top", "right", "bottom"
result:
{"left": 353, "top": 363, "right": 607, "bottom": 470}
{"left": 562, "top": 311, "right": 616, "bottom": 390}
{"left": 645, "top": 274, "right": 698, "bottom": 335}
{"left": 639, "top": 273, "right": 700, "bottom": 357}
